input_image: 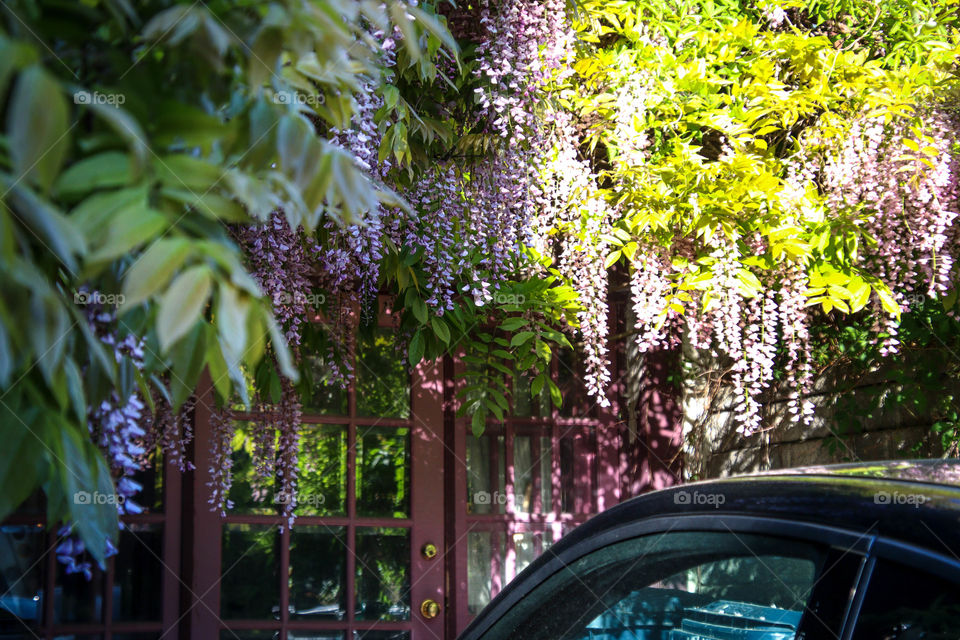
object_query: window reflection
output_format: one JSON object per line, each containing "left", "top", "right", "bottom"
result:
{"left": 113, "top": 524, "right": 162, "bottom": 621}
{"left": 289, "top": 526, "right": 347, "bottom": 620}
{"left": 228, "top": 421, "right": 278, "bottom": 515}
{"left": 356, "top": 428, "right": 410, "bottom": 518}
{"left": 355, "top": 528, "right": 410, "bottom": 621}
{"left": 300, "top": 353, "right": 348, "bottom": 416}
{"left": 467, "top": 434, "right": 505, "bottom": 515}
{"left": 296, "top": 425, "right": 348, "bottom": 516}
{"left": 221, "top": 524, "right": 280, "bottom": 620}
{"left": 356, "top": 329, "right": 410, "bottom": 419}
{"left": 467, "top": 530, "right": 504, "bottom": 615}
{"left": 55, "top": 559, "right": 104, "bottom": 624}
{"left": 0, "top": 525, "right": 44, "bottom": 634}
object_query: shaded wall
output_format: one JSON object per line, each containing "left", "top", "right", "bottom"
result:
{"left": 681, "top": 343, "right": 952, "bottom": 480}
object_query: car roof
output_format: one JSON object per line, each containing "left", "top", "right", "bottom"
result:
{"left": 459, "top": 460, "right": 960, "bottom": 640}
{"left": 554, "top": 459, "right": 960, "bottom": 566}
{"left": 748, "top": 458, "right": 960, "bottom": 486}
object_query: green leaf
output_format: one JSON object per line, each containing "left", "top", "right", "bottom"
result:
{"left": 87, "top": 201, "right": 167, "bottom": 264}
{"left": 54, "top": 152, "right": 132, "bottom": 200}
{"left": 121, "top": 238, "right": 193, "bottom": 309}
{"left": 409, "top": 329, "right": 425, "bottom": 366}
{"left": 604, "top": 249, "right": 622, "bottom": 269}
{"left": 531, "top": 373, "right": 546, "bottom": 397}
{"left": 408, "top": 6, "right": 460, "bottom": 55}
{"left": 499, "top": 317, "right": 529, "bottom": 331}
{"left": 0, "top": 406, "right": 43, "bottom": 522}
{"left": 510, "top": 331, "right": 536, "bottom": 347}
{"left": 58, "top": 422, "right": 119, "bottom": 567}
{"left": 205, "top": 324, "right": 231, "bottom": 404}
{"left": 431, "top": 317, "right": 451, "bottom": 344}
{"left": 169, "top": 321, "right": 206, "bottom": 410}
{"left": 876, "top": 286, "right": 901, "bottom": 316}
{"left": 412, "top": 295, "right": 428, "bottom": 324}
{"left": 266, "top": 313, "right": 298, "bottom": 382}
{"left": 161, "top": 189, "right": 248, "bottom": 222}
{"left": 471, "top": 409, "right": 485, "bottom": 437}
{"left": 7, "top": 66, "right": 70, "bottom": 192}
{"left": 547, "top": 378, "right": 562, "bottom": 408}
{"left": 157, "top": 265, "right": 213, "bottom": 352}
{"left": 86, "top": 102, "right": 150, "bottom": 176}
{"left": 4, "top": 182, "right": 87, "bottom": 271}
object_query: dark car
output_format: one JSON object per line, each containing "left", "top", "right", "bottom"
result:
{"left": 459, "top": 460, "right": 960, "bottom": 640}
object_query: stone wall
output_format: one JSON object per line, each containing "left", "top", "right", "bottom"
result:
{"left": 681, "top": 344, "right": 952, "bottom": 480}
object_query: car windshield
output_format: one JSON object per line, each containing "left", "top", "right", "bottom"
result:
{"left": 476, "top": 531, "right": 827, "bottom": 640}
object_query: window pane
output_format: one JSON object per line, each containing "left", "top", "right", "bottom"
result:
{"left": 468, "top": 531, "right": 505, "bottom": 615}
{"left": 289, "top": 526, "right": 347, "bottom": 620}
{"left": 557, "top": 349, "right": 588, "bottom": 418}
{"left": 355, "top": 528, "right": 410, "bottom": 621}
{"left": 113, "top": 523, "right": 162, "bottom": 621}
{"left": 54, "top": 560, "right": 104, "bottom": 624}
{"left": 514, "top": 530, "right": 552, "bottom": 577}
{"left": 0, "top": 525, "right": 45, "bottom": 634}
{"left": 540, "top": 437, "right": 553, "bottom": 512}
{"left": 129, "top": 451, "right": 163, "bottom": 513}
{"left": 290, "top": 633, "right": 344, "bottom": 640}
{"left": 512, "top": 373, "right": 549, "bottom": 417}
{"left": 852, "top": 558, "right": 960, "bottom": 639}
{"left": 467, "top": 434, "right": 506, "bottom": 515}
{"left": 113, "top": 635, "right": 163, "bottom": 640}
{"left": 301, "top": 352, "right": 349, "bottom": 415}
{"left": 220, "top": 631, "right": 278, "bottom": 640}
{"left": 559, "top": 431, "right": 593, "bottom": 514}
{"left": 356, "top": 329, "right": 410, "bottom": 419}
{"left": 479, "top": 531, "right": 827, "bottom": 640}
{"left": 228, "top": 421, "right": 277, "bottom": 515}
{"left": 356, "top": 427, "right": 410, "bottom": 518}
{"left": 296, "top": 425, "right": 347, "bottom": 516}
{"left": 221, "top": 524, "right": 280, "bottom": 620}
{"left": 353, "top": 632, "right": 409, "bottom": 640}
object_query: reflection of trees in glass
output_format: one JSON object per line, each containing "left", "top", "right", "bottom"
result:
{"left": 289, "top": 527, "right": 346, "bottom": 619}
{"left": 355, "top": 529, "right": 410, "bottom": 621}
{"left": 228, "top": 422, "right": 276, "bottom": 514}
{"left": 666, "top": 555, "right": 815, "bottom": 610}
{"left": 299, "top": 353, "right": 348, "bottom": 415}
{"left": 221, "top": 525, "right": 279, "bottom": 620}
{"left": 296, "top": 426, "right": 347, "bottom": 516}
{"left": 357, "top": 328, "right": 410, "bottom": 419}
{"left": 357, "top": 428, "right": 410, "bottom": 518}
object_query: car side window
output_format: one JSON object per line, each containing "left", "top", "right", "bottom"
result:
{"left": 851, "top": 557, "right": 960, "bottom": 640}
{"left": 478, "top": 531, "right": 835, "bottom": 640}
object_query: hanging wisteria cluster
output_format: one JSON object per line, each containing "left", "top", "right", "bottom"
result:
{"left": 820, "top": 111, "right": 960, "bottom": 353}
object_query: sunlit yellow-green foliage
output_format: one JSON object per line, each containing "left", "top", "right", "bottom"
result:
{"left": 564, "top": 0, "right": 960, "bottom": 322}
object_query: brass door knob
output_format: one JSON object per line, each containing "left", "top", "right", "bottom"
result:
{"left": 420, "top": 599, "right": 441, "bottom": 619}
{"left": 421, "top": 543, "right": 438, "bottom": 560}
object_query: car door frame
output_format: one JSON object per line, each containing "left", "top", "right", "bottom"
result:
{"left": 839, "top": 535, "right": 960, "bottom": 640}
{"left": 458, "top": 513, "right": 877, "bottom": 640}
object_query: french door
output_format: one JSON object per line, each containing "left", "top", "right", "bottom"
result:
{"left": 186, "top": 311, "right": 446, "bottom": 640}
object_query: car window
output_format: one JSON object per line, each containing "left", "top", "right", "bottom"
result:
{"left": 851, "top": 557, "right": 960, "bottom": 640}
{"left": 477, "top": 531, "right": 830, "bottom": 640}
